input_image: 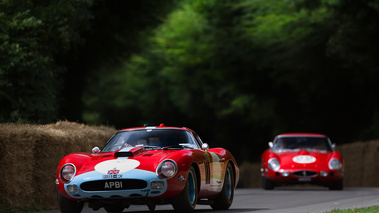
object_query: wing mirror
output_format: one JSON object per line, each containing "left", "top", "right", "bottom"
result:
{"left": 268, "top": 142, "right": 273, "bottom": 148}
{"left": 332, "top": 143, "right": 336, "bottom": 149}
{"left": 92, "top": 146, "right": 100, "bottom": 154}
{"left": 202, "top": 143, "right": 209, "bottom": 151}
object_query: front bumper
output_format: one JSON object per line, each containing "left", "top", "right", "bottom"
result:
{"left": 61, "top": 169, "right": 168, "bottom": 200}
{"left": 261, "top": 168, "right": 343, "bottom": 184}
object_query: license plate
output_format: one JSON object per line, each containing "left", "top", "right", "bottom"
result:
{"left": 299, "top": 178, "right": 311, "bottom": 182}
{"left": 104, "top": 181, "right": 123, "bottom": 189}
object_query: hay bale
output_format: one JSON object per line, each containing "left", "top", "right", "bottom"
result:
{"left": 0, "top": 121, "right": 116, "bottom": 209}
{"left": 33, "top": 121, "right": 116, "bottom": 209}
{"left": 239, "top": 162, "right": 261, "bottom": 188}
{"left": 0, "top": 123, "right": 37, "bottom": 207}
{"left": 362, "top": 140, "right": 379, "bottom": 187}
{"left": 336, "top": 142, "right": 365, "bottom": 187}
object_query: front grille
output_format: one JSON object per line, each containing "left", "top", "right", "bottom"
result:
{"left": 81, "top": 179, "right": 147, "bottom": 191}
{"left": 292, "top": 170, "right": 317, "bottom": 177}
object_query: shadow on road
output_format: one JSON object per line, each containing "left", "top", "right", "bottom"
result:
{"left": 119, "top": 208, "right": 269, "bottom": 213}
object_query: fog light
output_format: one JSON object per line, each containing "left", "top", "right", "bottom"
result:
{"left": 151, "top": 181, "right": 164, "bottom": 189}
{"left": 281, "top": 171, "right": 290, "bottom": 177}
{"left": 320, "top": 171, "right": 328, "bottom": 177}
{"left": 67, "top": 184, "right": 78, "bottom": 193}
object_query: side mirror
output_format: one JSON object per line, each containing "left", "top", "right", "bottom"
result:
{"left": 268, "top": 142, "right": 273, "bottom": 148}
{"left": 332, "top": 143, "right": 336, "bottom": 149}
{"left": 202, "top": 143, "right": 209, "bottom": 151}
{"left": 92, "top": 146, "right": 100, "bottom": 154}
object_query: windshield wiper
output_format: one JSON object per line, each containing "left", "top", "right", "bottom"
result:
{"left": 161, "top": 145, "right": 192, "bottom": 150}
{"left": 135, "top": 145, "right": 161, "bottom": 150}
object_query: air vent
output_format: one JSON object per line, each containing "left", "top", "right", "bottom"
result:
{"left": 114, "top": 152, "right": 133, "bottom": 157}
{"left": 292, "top": 170, "right": 317, "bottom": 177}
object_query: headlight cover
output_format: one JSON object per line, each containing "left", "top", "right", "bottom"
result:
{"left": 156, "top": 160, "right": 178, "bottom": 179}
{"left": 60, "top": 164, "right": 76, "bottom": 182}
{"left": 268, "top": 158, "right": 280, "bottom": 171}
{"left": 329, "top": 158, "right": 342, "bottom": 170}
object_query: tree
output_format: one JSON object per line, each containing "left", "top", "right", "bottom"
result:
{"left": 0, "top": 0, "right": 93, "bottom": 123}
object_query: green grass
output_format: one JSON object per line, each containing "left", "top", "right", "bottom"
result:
{"left": 326, "top": 206, "right": 379, "bottom": 213}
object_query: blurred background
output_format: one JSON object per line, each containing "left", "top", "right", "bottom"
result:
{"left": 1, "top": 0, "right": 379, "bottom": 163}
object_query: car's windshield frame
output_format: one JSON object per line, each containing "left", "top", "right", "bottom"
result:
{"left": 271, "top": 136, "right": 333, "bottom": 152}
{"left": 101, "top": 129, "right": 201, "bottom": 153}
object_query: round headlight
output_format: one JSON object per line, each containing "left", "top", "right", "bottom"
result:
{"left": 268, "top": 158, "right": 280, "bottom": 171}
{"left": 157, "top": 160, "right": 178, "bottom": 178}
{"left": 329, "top": 158, "right": 342, "bottom": 170}
{"left": 60, "top": 164, "right": 76, "bottom": 182}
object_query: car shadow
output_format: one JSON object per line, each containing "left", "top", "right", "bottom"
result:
{"left": 123, "top": 208, "right": 269, "bottom": 213}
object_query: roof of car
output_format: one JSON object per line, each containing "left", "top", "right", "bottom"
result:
{"left": 276, "top": 133, "right": 327, "bottom": 137}
{"left": 119, "top": 123, "right": 194, "bottom": 132}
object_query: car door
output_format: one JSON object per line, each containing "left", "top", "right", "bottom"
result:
{"left": 193, "top": 132, "right": 223, "bottom": 191}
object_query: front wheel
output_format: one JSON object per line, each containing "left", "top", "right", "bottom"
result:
{"left": 57, "top": 191, "right": 84, "bottom": 213}
{"left": 262, "top": 176, "right": 275, "bottom": 190}
{"left": 104, "top": 205, "right": 124, "bottom": 213}
{"left": 211, "top": 163, "right": 235, "bottom": 210}
{"left": 171, "top": 166, "right": 198, "bottom": 213}
{"left": 329, "top": 179, "right": 343, "bottom": 190}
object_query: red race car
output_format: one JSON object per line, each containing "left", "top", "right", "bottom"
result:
{"left": 56, "top": 124, "right": 239, "bottom": 213}
{"left": 261, "top": 133, "right": 343, "bottom": 190}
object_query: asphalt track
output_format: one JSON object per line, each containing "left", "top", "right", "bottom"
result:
{"left": 38, "top": 187, "right": 379, "bottom": 213}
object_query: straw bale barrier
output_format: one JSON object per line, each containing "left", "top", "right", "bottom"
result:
{"left": 0, "top": 121, "right": 378, "bottom": 210}
{"left": 239, "top": 140, "right": 379, "bottom": 188}
{"left": 0, "top": 121, "right": 116, "bottom": 209}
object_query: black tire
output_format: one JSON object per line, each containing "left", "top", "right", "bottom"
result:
{"left": 147, "top": 203, "right": 156, "bottom": 212}
{"left": 329, "top": 179, "right": 343, "bottom": 190}
{"left": 171, "top": 166, "right": 198, "bottom": 213}
{"left": 104, "top": 205, "right": 124, "bottom": 213}
{"left": 211, "top": 163, "right": 235, "bottom": 210}
{"left": 262, "top": 176, "right": 275, "bottom": 190}
{"left": 57, "top": 191, "right": 84, "bottom": 213}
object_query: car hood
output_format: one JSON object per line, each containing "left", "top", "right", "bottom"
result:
{"left": 275, "top": 149, "right": 334, "bottom": 170}
{"left": 74, "top": 147, "right": 184, "bottom": 176}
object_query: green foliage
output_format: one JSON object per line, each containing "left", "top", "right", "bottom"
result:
{"left": 3, "top": 0, "right": 379, "bottom": 162}
{"left": 82, "top": 0, "right": 379, "bottom": 161}
{"left": 0, "top": 0, "right": 93, "bottom": 123}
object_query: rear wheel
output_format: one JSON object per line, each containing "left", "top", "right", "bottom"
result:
{"left": 171, "top": 166, "right": 198, "bottom": 213}
{"left": 57, "top": 191, "right": 84, "bottom": 213}
{"left": 211, "top": 163, "right": 235, "bottom": 210}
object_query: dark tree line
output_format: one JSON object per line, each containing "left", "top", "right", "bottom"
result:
{"left": 1, "top": 0, "right": 379, "bottom": 162}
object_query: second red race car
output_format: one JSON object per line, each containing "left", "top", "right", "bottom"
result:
{"left": 261, "top": 133, "right": 343, "bottom": 190}
{"left": 56, "top": 124, "right": 239, "bottom": 213}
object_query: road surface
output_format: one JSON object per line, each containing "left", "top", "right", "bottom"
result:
{"left": 38, "top": 187, "right": 379, "bottom": 213}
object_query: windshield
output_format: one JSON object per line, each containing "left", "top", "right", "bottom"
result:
{"left": 101, "top": 129, "right": 199, "bottom": 152}
{"left": 272, "top": 136, "right": 333, "bottom": 152}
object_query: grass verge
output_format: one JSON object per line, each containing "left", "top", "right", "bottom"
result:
{"left": 327, "top": 206, "right": 379, "bottom": 212}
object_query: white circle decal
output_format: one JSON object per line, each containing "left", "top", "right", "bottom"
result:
{"left": 95, "top": 159, "right": 140, "bottom": 174}
{"left": 293, "top": 155, "right": 316, "bottom": 164}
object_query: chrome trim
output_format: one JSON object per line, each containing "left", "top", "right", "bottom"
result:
{"left": 59, "top": 163, "right": 77, "bottom": 183}
{"left": 156, "top": 159, "right": 178, "bottom": 179}
{"left": 268, "top": 158, "right": 280, "bottom": 171}
{"left": 202, "top": 143, "right": 209, "bottom": 151}
{"left": 329, "top": 158, "right": 342, "bottom": 170}
{"left": 92, "top": 146, "right": 100, "bottom": 154}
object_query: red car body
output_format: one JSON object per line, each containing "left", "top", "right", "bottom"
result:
{"left": 261, "top": 133, "right": 343, "bottom": 190}
{"left": 56, "top": 124, "right": 239, "bottom": 213}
